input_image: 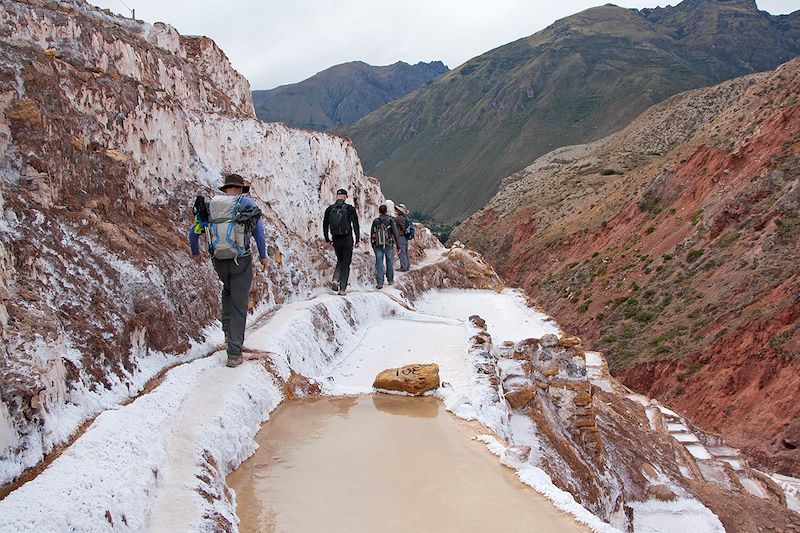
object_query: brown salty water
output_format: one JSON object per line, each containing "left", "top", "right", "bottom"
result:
{"left": 227, "top": 395, "right": 587, "bottom": 532}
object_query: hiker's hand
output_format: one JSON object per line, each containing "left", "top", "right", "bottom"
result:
{"left": 191, "top": 254, "right": 203, "bottom": 263}
{"left": 260, "top": 258, "right": 269, "bottom": 269}
{"left": 354, "top": 240, "right": 360, "bottom": 249}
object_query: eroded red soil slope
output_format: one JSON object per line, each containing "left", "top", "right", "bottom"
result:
{"left": 454, "top": 58, "right": 800, "bottom": 475}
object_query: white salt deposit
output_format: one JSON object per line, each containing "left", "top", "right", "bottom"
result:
{"left": 673, "top": 433, "right": 700, "bottom": 443}
{"left": 415, "top": 288, "right": 560, "bottom": 343}
{"left": 325, "top": 318, "right": 469, "bottom": 395}
{"left": 739, "top": 477, "right": 769, "bottom": 499}
{"left": 686, "top": 444, "right": 713, "bottom": 460}
{"left": 630, "top": 499, "right": 725, "bottom": 533}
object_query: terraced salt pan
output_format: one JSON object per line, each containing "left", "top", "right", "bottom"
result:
{"left": 770, "top": 474, "right": 800, "bottom": 512}
{"left": 626, "top": 394, "right": 649, "bottom": 407}
{"left": 707, "top": 446, "right": 739, "bottom": 458}
{"left": 325, "top": 318, "right": 469, "bottom": 395}
{"left": 584, "top": 352, "right": 612, "bottom": 392}
{"left": 584, "top": 352, "right": 604, "bottom": 368}
{"left": 415, "top": 288, "right": 560, "bottom": 343}
{"left": 630, "top": 499, "right": 725, "bottom": 533}
{"left": 668, "top": 422, "right": 689, "bottom": 433}
{"left": 739, "top": 477, "right": 769, "bottom": 499}
{"left": 721, "top": 458, "right": 744, "bottom": 470}
{"left": 686, "top": 444, "right": 713, "bottom": 460}
{"left": 673, "top": 433, "right": 700, "bottom": 443}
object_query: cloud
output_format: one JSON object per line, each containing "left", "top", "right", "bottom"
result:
{"left": 88, "top": 0, "right": 798, "bottom": 89}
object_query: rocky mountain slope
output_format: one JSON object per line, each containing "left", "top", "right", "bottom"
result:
{"left": 252, "top": 60, "right": 448, "bottom": 131}
{"left": 453, "top": 56, "right": 800, "bottom": 478}
{"left": 342, "top": 0, "right": 800, "bottom": 222}
{"left": 0, "top": 0, "right": 386, "bottom": 484}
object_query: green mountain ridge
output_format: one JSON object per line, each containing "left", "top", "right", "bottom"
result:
{"left": 252, "top": 60, "right": 448, "bottom": 131}
{"left": 341, "top": 0, "right": 800, "bottom": 221}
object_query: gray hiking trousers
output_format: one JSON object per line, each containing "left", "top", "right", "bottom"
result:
{"left": 397, "top": 235, "right": 410, "bottom": 271}
{"left": 213, "top": 255, "right": 253, "bottom": 359}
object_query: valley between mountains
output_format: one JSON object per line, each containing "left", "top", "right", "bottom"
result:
{"left": 0, "top": 0, "right": 798, "bottom": 531}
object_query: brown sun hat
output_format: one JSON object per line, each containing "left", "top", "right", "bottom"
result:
{"left": 219, "top": 173, "right": 246, "bottom": 192}
{"left": 396, "top": 203, "right": 409, "bottom": 215}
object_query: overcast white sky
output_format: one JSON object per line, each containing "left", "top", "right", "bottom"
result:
{"left": 88, "top": 0, "right": 798, "bottom": 90}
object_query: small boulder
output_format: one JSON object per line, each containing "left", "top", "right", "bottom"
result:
{"left": 540, "top": 333, "right": 559, "bottom": 347}
{"left": 558, "top": 336, "right": 582, "bottom": 348}
{"left": 542, "top": 364, "right": 559, "bottom": 378}
{"left": 505, "top": 387, "right": 536, "bottom": 410}
{"left": 469, "top": 315, "right": 487, "bottom": 329}
{"left": 373, "top": 363, "right": 440, "bottom": 395}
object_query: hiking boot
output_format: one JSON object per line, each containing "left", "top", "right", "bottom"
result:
{"left": 376, "top": 284, "right": 383, "bottom": 289}
{"left": 330, "top": 281, "right": 339, "bottom": 292}
{"left": 387, "top": 280, "right": 394, "bottom": 285}
{"left": 226, "top": 356, "right": 243, "bottom": 368}
{"left": 337, "top": 290, "right": 347, "bottom": 296}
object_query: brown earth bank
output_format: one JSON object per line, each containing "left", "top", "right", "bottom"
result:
{"left": 453, "top": 57, "right": 800, "bottom": 476}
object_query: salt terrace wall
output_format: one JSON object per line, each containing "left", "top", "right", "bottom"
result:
{"left": 0, "top": 0, "right": 383, "bottom": 483}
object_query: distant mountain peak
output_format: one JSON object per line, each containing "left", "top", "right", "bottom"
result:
{"left": 251, "top": 60, "right": 448, "bottom": 131}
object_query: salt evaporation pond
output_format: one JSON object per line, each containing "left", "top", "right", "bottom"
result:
{"left": 228, "top": 395, "right": 586, "bottom": 532}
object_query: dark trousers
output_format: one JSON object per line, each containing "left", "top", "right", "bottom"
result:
{"left": 332, "top": 235, "right": 354, "bottom": 290}
{"left": 213, "top": 256, "right": 253, "bottom": 358}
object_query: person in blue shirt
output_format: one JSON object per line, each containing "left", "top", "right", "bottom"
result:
{"left": 188, "top": 174, "right": 268, "bottom": 367}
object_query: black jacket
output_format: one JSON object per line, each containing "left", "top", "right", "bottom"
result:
{"left": 323, "top": 200, "right": 359, "bottom": 241}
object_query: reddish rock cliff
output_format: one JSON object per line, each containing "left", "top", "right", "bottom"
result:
{"left": 454, "top": 57, "right": 800, "bottom": 476}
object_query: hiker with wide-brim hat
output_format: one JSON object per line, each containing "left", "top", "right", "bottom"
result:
{"left": 216, "top": 174, "right": 251, "bottom": 195}
{"left": 393, "top": 203, "right": 413, "bottom": 272}
{"left": 323, "top": 188, "right": 360, "bottom": 295}
{"left": 189, "top": 173, "right": 268, "bottom": 367}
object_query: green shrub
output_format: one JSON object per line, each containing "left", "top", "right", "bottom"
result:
{"left": 577, "top": 299, "right": 592, "bottom": 313}
{"left": 601, "top": 168, "right": 621, "bottom": 176}
{"left": 623, "top": 297, "right": 639, "bottom": 319}
{"left": 636, "top": 311, "right": 655, "bottom": 323}
{"left": 686, "top": 249, "right": 705, "bottom": 263}
{"left": 638, "top": 191, "right": 661, "bottom": 214}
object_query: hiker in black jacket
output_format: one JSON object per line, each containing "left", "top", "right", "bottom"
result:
{"left": 370, "top": 204, "right": 401, "bottom": 289}
{"left": 323, "top": 188, "right": 360, "bottom": 295}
